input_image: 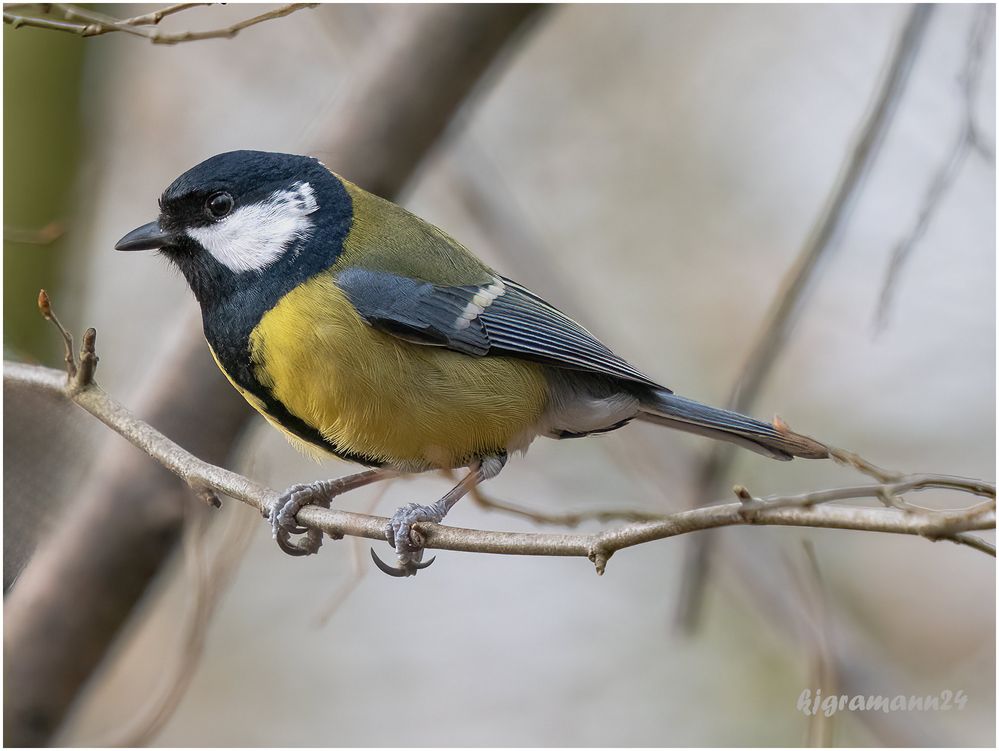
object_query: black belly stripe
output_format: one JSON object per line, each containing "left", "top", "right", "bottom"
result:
{"left": 206, "top": 328, "right": 384, "bottom": 468}
{"left": 255, "top": 381, "right": 384, "bottom": 466}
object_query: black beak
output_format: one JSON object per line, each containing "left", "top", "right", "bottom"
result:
{"left": 114, "top": 220, "right": 177, "bottom": 251}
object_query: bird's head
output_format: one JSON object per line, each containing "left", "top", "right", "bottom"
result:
{"left": 116, "top": 150, "right": 348, "bottom": 304}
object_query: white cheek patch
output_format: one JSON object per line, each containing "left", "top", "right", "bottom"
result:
{"left": 187, "top": 182, "right": 319, "bottom": 273}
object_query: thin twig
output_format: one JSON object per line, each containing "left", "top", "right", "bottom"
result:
{"left": 37, "top": 289, "right": 100, "bottom": 392}
{"left": 49, "top": 4, "right": 161, "bottom": 41}
{"left": 792, "top": 541, "right": 837, "bottom": 748}
{"left": 314, "top": 480, "right": 394, "bottom": 627}
{"left": 3, "top": 3, "right": 317, "bottom": 44}
{"left": 4, "top": 220, "right": 65, "bottom": 245}
{"left": 120, "top": 3, "right": 211, "bottom": 27}
{"left": 5, "top": 359, "right": 993, "bottom": 574}
{"left": 674, "top": 5, "right": 935, "bottom": 630}
{"left": 874, "top": 5, "right": 995, "bottom": 331}
{"left": 3, "top": 11, "right": 83, "bottom": 34}
{"left": 93, "top": 500, "right": 255, "bottom": 747}
{"left": 727, "top": 5, "right": 933, "bottom": 415}
{"left": 150, "top": 3, "right": 317, "bottom": 45}
{"left": 470, "top": 485, "right": 667, "bottom": 526}
{"left": 37, "top": 288, "right": 76, "bottom": 380}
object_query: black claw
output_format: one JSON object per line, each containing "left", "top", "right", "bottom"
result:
{"left": 276, "top": 537, "right": 312, "bottom": 557}
{"left": 369, "top": 548, "right": 436, "bottom": 577}
{"left": 276, "top": 529, "right": 321, "bottom": 557}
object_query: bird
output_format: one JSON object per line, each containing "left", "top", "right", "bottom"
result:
{"left": 116, "top": 150, "right": 827, "bottom": 576}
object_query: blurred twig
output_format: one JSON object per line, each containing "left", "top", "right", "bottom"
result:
{"left": 471, "top": 485, "right": 667, "bottom": 526}
{"left": 439, "top": 142, "right": 694, "bottom": 521}
{"left": 313, "top": 480, "right": 394, "bottom": 627}
{"left": 2, "top": 6, "right": 545, "bottom": 746}
{"left": 2, "top": 3, "right": 318, "bottom": 44}
{"left": 874, "top": 5, "right": 996, "bottom": 331}
{"left": 790, "top": 542, "right": 837, "bottom": 748}
{"left": 94, "top": 501, "right": 256, "bottom": 747}
{"left": 674, "top": 4, "right": 935, "bottom": 632}
{"left": 5, "top": 356, "right": 994, "bottom": 572}
{"left": 4, "top": 220, "right": 65, "bottom": 244}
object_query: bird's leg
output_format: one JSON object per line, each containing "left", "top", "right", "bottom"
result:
{"left": 269, "top": 468, "right": 397, "bottom": 557}
{"left": 372, "top": 454, "right": 507, "bottom": 577}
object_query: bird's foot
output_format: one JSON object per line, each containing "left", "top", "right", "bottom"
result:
{"left": 370, "top": 500, "right": 448, "bottom": 577}
{"left": 267, "top": 481, "right": 338, "bottom": 557}
{"left": 267, "top": 470, "right": 394, "bottom": 558}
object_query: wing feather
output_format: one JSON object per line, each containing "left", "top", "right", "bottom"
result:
{"left": 337, "top": 267, "right": 665, "bottom": 388}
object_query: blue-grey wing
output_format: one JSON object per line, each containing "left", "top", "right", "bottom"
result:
{"left": 336, "top": 267, "right": 666, "bottom": 389}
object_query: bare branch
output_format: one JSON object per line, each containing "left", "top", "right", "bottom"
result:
{"left": 3, "top": 10, "right": 86, "bottom": 34}
{"left": 5, "top": 359, "right": 993, "bottom": 574}
{"left": 3, "top": 3, "right": 317, "bottom": 44}
{"left": 675, "top": 5, "right": 935, "bottom": 629}
{"left": 119, "top": 3, "right": 211, "bottom": 27}
{"left": 37, "top": 289, "right": 100, "bottom": 392}
{"left": 470, "top": 485, "right": 667, "bottom": 526}
{"left": 728, "top": 5, "right": 933, "bottom": 415}
{"left": 874, "top": 5, "right": 996, "bottom": 330}
{"left": 948, "top": 532, "right": 996, "bottom": 556}
{"left": 37, "top": 288, "right": 76, "bottom": 380}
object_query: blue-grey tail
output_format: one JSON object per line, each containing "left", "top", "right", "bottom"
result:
{"left": 637, "top": 390, "right": 828, "bottom": 460}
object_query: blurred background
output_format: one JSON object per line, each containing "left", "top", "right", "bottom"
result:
{"left": 4, "top": 3, "right": 995, "bottom": 747}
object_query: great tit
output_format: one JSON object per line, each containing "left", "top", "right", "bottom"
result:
{"left": 116, "top": 150, "right": 827, "bottom": 576}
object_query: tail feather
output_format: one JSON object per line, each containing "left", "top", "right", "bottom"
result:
{"left": 637, "top": 391, "right": 828, "bottom": 461}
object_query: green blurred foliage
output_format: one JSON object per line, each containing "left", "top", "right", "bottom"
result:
{"left": 3, "top": 23, "right": 86, "bottom": 360}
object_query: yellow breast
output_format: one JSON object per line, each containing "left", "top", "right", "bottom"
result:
{"left": 247, "top": 271, "right": 549, "bottom": 470}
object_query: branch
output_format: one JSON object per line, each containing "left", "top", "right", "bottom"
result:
{"left": 6, "top": 358, "right": 994, "bottom": 573}
{"left": 874, "top": 5, "right": 995, "bottom": 330}
{"left": 674, "top": 5, "right": 935, "bottom": 629}
{"left": 3, "top": 3, "right": 317, "bottom": 44}
{"left": 469, "top": 485, "right": 668, "bottom": 527}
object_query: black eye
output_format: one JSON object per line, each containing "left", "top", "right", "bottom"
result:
{"left": 206, "top": 192, "right": 233, "bottom": 219}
